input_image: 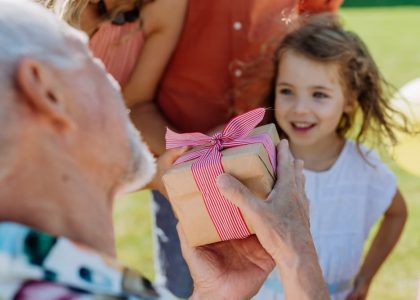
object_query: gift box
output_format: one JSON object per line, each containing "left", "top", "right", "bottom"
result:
{"left": 162, "top": 109, "right": 280, "bottom": 246}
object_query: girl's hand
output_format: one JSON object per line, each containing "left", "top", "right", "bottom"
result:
{"left": 346, "top": 275, "right": 371, "bottom": 300}
{"left": 347, "top": 190, "right": 407, "bottom": 300}
{"left": 147, "top": 146, "right": 189, "bottom": 197}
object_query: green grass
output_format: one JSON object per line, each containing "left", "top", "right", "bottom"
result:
{"left": 114, "top": 191, "right": 154, "bottom": 280}
{"left": 343, "top": 0, "right": 420, "bottom": 8}
{"left": 341, "top": 7, "right": 420, "bottom": 88}
{"left": 341, "top": 8, "right": 420, "bottom": 299}
{"left": 114, "top": 7, "right": 420, "bottom": 299}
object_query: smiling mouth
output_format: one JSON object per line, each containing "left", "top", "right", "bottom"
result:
{"left": 291, "top": 122, "right": 316, "bottom": 132}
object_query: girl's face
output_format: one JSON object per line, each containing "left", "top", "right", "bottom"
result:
{"left": 79, "top": 0, "right": 107, "bottom": 36}
{"left": 274, "top": 50, "right": 354, "bottom": 148}
{"left": 80, "top": 0, "right": 137, "bottom": 37}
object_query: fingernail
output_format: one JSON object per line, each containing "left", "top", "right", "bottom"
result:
{"left": 297, "top": 159, "right": 304, "bottom": 168}
{"left": 280, "top": 139, "right": 288, "bottom": 147}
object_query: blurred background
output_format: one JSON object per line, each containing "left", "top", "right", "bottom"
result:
{"left": 114, "top": 2, "right": 420, "bottom": 299}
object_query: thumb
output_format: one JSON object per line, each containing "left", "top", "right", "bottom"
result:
{"left": 158, "top": 147, "right": 189, "bottom": 170}
{"left": 165, "top": 146, "right": 189, "bottom": 163}
{"left": 216, "top": 173, "right": 261, "bottom": 217}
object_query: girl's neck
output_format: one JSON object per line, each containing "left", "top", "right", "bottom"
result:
{"left": 289, "top": 135, "right": 346, "bottom": 172}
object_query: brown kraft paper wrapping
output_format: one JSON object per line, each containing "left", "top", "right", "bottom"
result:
{"left": 162, "top": 124, "right": 280, "bottom": 246}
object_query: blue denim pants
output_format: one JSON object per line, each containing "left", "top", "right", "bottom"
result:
{"left": 151, "top": 190, "right": 193, "bottom": 298}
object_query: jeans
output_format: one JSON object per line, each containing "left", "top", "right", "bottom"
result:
{"left": 151, "top": 190, "right": 193, "bottom": 298}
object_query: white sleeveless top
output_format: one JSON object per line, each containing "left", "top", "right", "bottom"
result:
{"left": 254, "top": 140, "right": 397, "bottom": 300}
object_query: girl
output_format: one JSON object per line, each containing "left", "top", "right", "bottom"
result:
{"left": 255, "top": 15, "right": 410, "bottom": 300}
{"left": 39, "top": 0, "right": 187, "bottom": 108}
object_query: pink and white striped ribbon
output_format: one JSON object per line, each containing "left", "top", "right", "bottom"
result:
{"left": 166, "top": 108, "right": 276, "bottom": 241}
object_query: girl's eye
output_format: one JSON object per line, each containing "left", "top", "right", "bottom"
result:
{"left": 313, "top": 91, "right": 329, "bottom": 99}
{"left": 279, "top": 88, "right": 293, "bottom": 96}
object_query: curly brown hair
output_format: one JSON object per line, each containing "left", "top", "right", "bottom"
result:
{"left": 268, "top": 13, "right": 414, "bottom": 151}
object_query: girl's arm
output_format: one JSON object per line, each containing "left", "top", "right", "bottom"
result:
{"left": 123, "top": 0, "right": 187, "bottom": 107}
{"left": 346, "top": 189, "right": 407, "bottom": 300}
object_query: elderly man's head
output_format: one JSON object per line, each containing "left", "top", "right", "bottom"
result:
{"left": 0, "top": 0, "right": 155, "bottom": 197}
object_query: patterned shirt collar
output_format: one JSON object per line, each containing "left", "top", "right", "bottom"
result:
{"left": 0, "top": 222, "right": 159, "bottom": 299}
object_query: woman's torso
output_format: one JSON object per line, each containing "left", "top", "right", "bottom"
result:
{"left": 90, "top": 21, "right": 145, "bottom": 86}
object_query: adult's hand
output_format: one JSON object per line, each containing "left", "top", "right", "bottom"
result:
{"left": 180, "top": 226, "right": 275, "bottom": 300}
{"left": 146, "top": 147, "right": 188, "bottom": 197}
{"left": 180, "top": 140, "right": 328, "bottom": 299}
{"left": 215, "top": 139, "right": 329, "bottom": 300}
{"left": 216, "top": 139, "right": 309, "bottom": 262}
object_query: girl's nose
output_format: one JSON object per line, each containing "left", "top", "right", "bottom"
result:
{"left": 292, "top": 98, "right": 310, "bottom": 114}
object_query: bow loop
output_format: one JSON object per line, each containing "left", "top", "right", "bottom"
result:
{"left": 164, "top": 108, "right": 274, "bottom": 243}
{"left": 166, "top": 128, "right": 211, "bottom": 149}
{"left": 222, "top": 108, "right": 266, "bottom": 140}
{"left": 166, "top": 108, "right": 267, "bottom": 150}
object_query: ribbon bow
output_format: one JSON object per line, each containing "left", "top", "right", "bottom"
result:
{"left": 166, "top": 108, "right": 276, "bottom": 241}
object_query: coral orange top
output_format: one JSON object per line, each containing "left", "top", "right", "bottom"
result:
{"left": 299, "top": 0, "right": 343, "bottom": 13}
{"left": 89, "top": 0, "right": 343, "bottom": 133}
{"left": 157, "top": 0, "right": 343, "bottom": 133}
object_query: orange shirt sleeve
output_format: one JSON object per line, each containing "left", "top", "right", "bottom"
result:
{"left": 298, "top": 0, "right": 344, "bottom": 14}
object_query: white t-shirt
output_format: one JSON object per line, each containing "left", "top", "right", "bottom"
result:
{"left": 254, "top": 140, "right": 397, "bottom": 300}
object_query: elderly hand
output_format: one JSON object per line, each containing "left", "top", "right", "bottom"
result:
{"left": 214, "top": 139, "right": 329, "bottom": 300}
{"left": 216, "top": 139, "right": 310, "bottom": 263}
{"left": 180, "top": 226, "right": 275, "bottom": 300}
{"left": 182, "top": 139, "right": 329, "bottom": 300}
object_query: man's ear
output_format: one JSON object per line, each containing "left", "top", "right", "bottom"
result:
{"left": 16, "top": 57, "right": 75, "bottom": 131}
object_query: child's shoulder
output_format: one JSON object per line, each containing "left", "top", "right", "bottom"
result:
{"left": 344, "top": 139, "right": 385, "bottom": 168}
{"left": 343, "top": 139, "right": 395, "bottom": 182}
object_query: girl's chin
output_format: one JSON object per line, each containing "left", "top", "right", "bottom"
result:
{"left": 288, "top": 134, "right": 345, "bottom": 150}
{"left": 284, "top": 131, "right": 317, "bottom": 145}
{"left": 289, "top": 140, "right": 318, "bottom": 148}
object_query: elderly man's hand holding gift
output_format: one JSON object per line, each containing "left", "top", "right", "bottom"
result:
{"left": 160, "top": 108, "right": 329, "bottom": 299}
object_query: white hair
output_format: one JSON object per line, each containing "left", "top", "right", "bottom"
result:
{"left": 0, "top": 0, "right": 90, "bottom": 177}
{"left": 0, "top": 0, "right": 88, "bottom": 97}
{"left": 0, "top": 0, "right": 157, "bottom": 190}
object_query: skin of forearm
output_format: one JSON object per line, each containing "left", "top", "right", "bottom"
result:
{"left": 358, "top": 213, "right": 407, "bottom": 281}
{"left": 129, "top": 101, "right": 169, "bottom": 156}
{"left": 274, "top": 226, "right": 330, "bottom": 300}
